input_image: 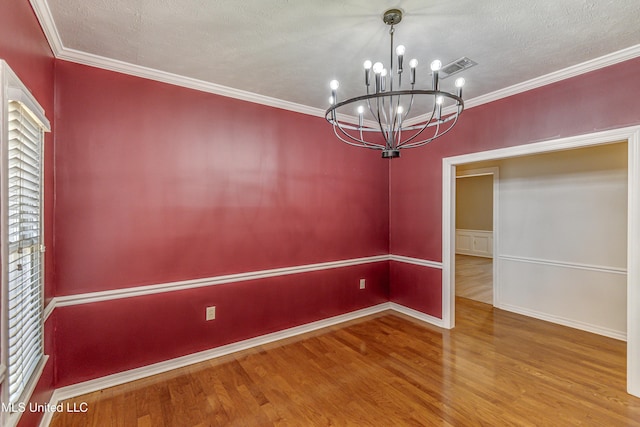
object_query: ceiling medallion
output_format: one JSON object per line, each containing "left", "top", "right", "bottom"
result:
{"left": 326, "top": 9, "right": 467, "bottom": 158}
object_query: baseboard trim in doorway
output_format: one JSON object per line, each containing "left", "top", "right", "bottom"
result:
{"left": 498, "top": 302, "right": 627, "bottom": 341}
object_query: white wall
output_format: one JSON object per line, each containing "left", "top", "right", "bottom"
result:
{"left": 496, "top": 142, "right": 628, "bottom": 339}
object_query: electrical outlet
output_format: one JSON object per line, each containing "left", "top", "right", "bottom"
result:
{"left": 359, "top": 278, "right": 366, "bottom": 290}
{"left": 206, "top": 306, "right": 216, "bottom": 321}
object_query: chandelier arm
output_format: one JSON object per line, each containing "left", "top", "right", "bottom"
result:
{"left": 402, "top": 89, "right": 416, "bottom": 121}
{"left": 396, "top": 103, "right": 438, "bottom": 148}
{"left": 333, "top": 119, "right": 386, "bottom": 149}
{"left": 399, "top": 104, "right": 464, "bottom": 131}
{"left": 400, "top": 113, "right": 460, "bottom": 149}
{"left": 400, "top": 119, "right": 442, "bottom": 150}
{"left": 325, "top": 8, "right": 470, "bottom": 158}
{"left": 324, "top": 91, "right": 464, "bottom": 152}
{"left": 331, "top": 123, "right": 384, "bottom": 150}
{"left": 375, "top": 97, "right": 390, "bottom": 144}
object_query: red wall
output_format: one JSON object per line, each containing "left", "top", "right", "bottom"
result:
{"left": 55, "top": 262, "right": 389, "bottom": 386}
{"left": 53, "top": 61, "right": 390, "bottom": 385}
{"left": 4, "top": 0, "right": 640, "bottom": 421}
{"left": 54, "top": 62, "right": 389, "bottom": 294}
{"left": 389, "top": 57, "right": 640, "bottom": 317}
{"left": 0, "top": 1, "right": 56, "bottom": 426}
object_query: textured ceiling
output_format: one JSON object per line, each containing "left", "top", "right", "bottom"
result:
{"left": 44, "top": 0, "right": 640, "bottom": 113}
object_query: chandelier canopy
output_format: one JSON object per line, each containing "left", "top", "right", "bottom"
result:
{"left": 325, "top": 9, "right": 468, "bottom": 158}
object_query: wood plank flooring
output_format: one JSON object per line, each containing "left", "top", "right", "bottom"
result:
{"left": 456, "top": 254, "right": 493, "bottom": 304}
{"left": 50, "top": 298, "right": 640, "bottom": 426}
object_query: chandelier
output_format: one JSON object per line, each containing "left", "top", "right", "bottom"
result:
{"left": 325, "top": 9, "right": 467, "bottom": 158}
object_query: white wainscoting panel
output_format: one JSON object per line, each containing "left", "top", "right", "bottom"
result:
{"left": 496, "top": 256, "right": 627, "bottom": 340}
{"left": 456, "top": 229, "right": 493, "bottom": 258}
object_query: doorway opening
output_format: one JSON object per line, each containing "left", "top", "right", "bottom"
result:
{"left": 454, "top": 168, "right": 498, "bottom": 306}
{"left": 441, "top": 125, "right": 640, "bottom": 397}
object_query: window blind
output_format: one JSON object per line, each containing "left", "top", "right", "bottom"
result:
{"left": 6, "top": 100, "right": 44, "bottom": 405}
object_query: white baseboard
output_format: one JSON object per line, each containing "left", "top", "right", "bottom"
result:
{"left": 39, "top": 301, "right": 444, "bottom": 426}
{"left": 388, "top": 303, "right": 446, "bottom": 328}
{"left": 497, "top": 302, "right": 627, "bottom": 341}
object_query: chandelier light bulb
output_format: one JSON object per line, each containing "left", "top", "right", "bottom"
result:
{"left": 324, "top": 8, "right": 467, "bottom": 159}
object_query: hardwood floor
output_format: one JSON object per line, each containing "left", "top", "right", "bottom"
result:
{"left": 456, "top": 254, "right": 493, "bottom": 304}
{"left": 50, "top": 298, "right": 640, "bottom": 426}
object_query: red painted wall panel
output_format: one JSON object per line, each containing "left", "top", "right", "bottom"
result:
{"left": 53, "top": 61, "right": 390, "bottom": 386}
{"left": 0, "top": 2, "right": 56, "bottom": 426}
{"left": 54, "top": 61, "right": 389, "bottom": 296}
{"left": 389, "top": 57, "right": 640, "bottom": 317}
{"left": 389, "top": 261, "right": 442, "bottom": 318}
{"left": 55, "top": 262, "right": 389, "bottom": 386}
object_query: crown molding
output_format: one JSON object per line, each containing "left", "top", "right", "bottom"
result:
{"left": 29, "top": 0, "right": 64, "bottom": 55}
{"left": 462, "top": 44, "right": 640, "bottom": 110}
{"left": 29, "top": 1, "right": 640, "bottom": 123}
{"left": 404, "top": 43, "right": 640, "bottom": 126}
{"left": 57, "top": 47, "right": 326, "bottom": 118}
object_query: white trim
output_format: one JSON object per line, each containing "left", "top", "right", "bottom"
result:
{"left": 498, "top": 255, "right": 627, "bottom": 275}
{"left": 28, "top": 0, "right": 63, "bottom": 55}
{"left": 43, "top": 299, "right": 56, "bottom": 322}
{"left": 388, "top": 302, "right": 445, "bottom": 328}
{"left": 47, "top": 254, "right": 447, "bottom": 309}
{"left": 28, "top": 0, "right": 640, "bottom": 121}
{"left": 27, "top": 2, "right": 327, "bottom": 118}
{"left": 499, "top": 303, "right": 626, "bottom": 342}
{"left": 408, "top": 44, "right": 640, "bottom": 125}
{"left": 56, "top": 255, "right": 389, "bottom": 306}
{"left": 443, "top": 125, "right": 640, "bottom": 398}
{"left": 6, "top": 356, "right": 49, "bottom": 427}
{"left": 627, "top": 129, "right": 640, "bottom": 396}
{"left": 455, "top": 229, "right": 493, "bottom": 258}
{"left": 1, "top": 61, "right": 50, "bottom": 130}
{"left": 388, "top": 254, "right": 442, "bottom": 269}
{"left": 463, "top": 45, "right": 640, "bottom": 111}
{"left": 60, "top": 50, "right": 325, "bottom": 118}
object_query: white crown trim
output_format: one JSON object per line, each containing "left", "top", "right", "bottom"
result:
{"left": 29, "top": 1, "right": 640, "bottom": 121}
{"left": 403, "top": 43, "right": 640, "bottom": 127}
{"left": 56, "top": 47, "right": 326, "bottom": 118}
{"left": 29, "top": 0, "right": 63, "bottom": 55}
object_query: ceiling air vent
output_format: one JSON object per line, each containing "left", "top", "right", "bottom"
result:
{"left": 440, "top": 57, "right": 477, "bottom": 79}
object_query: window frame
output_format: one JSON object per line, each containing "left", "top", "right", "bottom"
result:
{"left": 0, "top": 60, "right": 50, "bottom": 426}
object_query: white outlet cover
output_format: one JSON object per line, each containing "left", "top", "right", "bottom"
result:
{"left": 206, "top": 306, "right": 216, "bottom": 320}
{"left": 359, "top": 279, "right": 366, "bottom": 289}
